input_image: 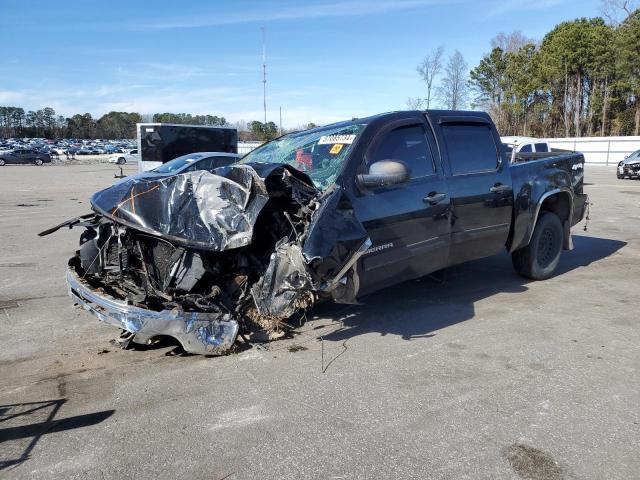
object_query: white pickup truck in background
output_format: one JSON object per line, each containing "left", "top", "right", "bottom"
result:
{"left": 502, "top": 136, "right": 552, "bottom": 162}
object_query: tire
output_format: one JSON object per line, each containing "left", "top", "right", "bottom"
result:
{"left": 34, "top": 158, "right": 43, "bottom": 166}
{"left": 117, "top": 157, "right": 125, "bottom": 165}
{"left": 0, "top": 159, "right": 5, "bottom": 166}
{"left": 617, "top": 173, "right": 624, "bottom": 179}
{"left": 512, "top": 211, "right": 563, "bottom": 280}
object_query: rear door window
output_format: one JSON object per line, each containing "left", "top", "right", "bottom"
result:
{"left": 519, "top": 144, "right": 532, "bottom": 153}
{"left": 534, "top": 143, "right": 549, "bottom": 152}
{"left": 441, "top": 124, "right": 499, "bottom": 175}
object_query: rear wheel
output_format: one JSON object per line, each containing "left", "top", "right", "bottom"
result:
{"left": 34, "top": 158, "right": 43, "bottom": 166}
{"left": 512, "top": 211, "right": 563, "bottom": 280}
{"left": 0, "top": 159, "right": 5, "bottom": 166}
{"left": 117, "top": 157, "right": 125, "bottom": 165}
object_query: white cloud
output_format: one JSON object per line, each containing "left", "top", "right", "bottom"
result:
{"left": 0, "top": 82, "right": 379, "bottom": 128}
{"left": 0, "top": 90, "right": 26, "bottom": 103}
{"left": 226, "top": 107, "right": 361, "bottom": 128}
{"left": 126, "top": 0, "right": 458, "bottom": 30}
{"left": 484, "top": 0, "right": 564, "bottom": 17}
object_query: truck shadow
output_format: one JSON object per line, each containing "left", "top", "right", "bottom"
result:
{"left": 311, "top": 235, "right": 626, "bottom": 343}
{"left": 0, "top": 399, "right": 114, "bottom": 470}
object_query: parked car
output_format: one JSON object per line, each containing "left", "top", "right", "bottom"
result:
{"left": 108, "top": 149, "right": 140, "bottom": 164}
{"left": 51, "top": 146, "right": 67, "bottom": 155}
{"left": 0, "top": 148, "right": 51, "bottom": 166}
{"left": 110, "top": 151, "right": 240, "bottom": 178}
{"left": 617, "top": 149, "right": 640, "bottom": 179}
{"left": 42, "top": 110, "right": 588, "bottom": 355}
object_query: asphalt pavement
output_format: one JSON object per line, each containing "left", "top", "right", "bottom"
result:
{"left": 0, "top": 163, "right": 638, "bottom": 479}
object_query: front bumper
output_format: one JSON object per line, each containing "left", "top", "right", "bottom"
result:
{"left": 620, "top": 164, "right": 640, "bottom": 176}
{"left": 66, "top": 269, "right": 239, "bottom": 355}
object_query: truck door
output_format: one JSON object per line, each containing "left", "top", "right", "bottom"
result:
{"left": 435, "top": 117, "right": 513, "bottom": 264}
{"left": 351, "top": 121, "right": 451, "bottom": 295}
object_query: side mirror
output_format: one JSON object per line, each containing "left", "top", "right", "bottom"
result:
{"left": 357, "top": 160, "right": 409, "bottom": 188}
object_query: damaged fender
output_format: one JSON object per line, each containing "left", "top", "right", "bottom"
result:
{"left": 302, "top": 187, "right": 371, "bottom": 303}
{"left": 45, "top": 162, "right": 370, "bottom": 355}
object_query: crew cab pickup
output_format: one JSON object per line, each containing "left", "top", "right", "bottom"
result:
{"left": 42, "top": 110, "right": 588, "bottom": 355}
{"left": 501, "top": 136, "right": 554, "bottom": 163}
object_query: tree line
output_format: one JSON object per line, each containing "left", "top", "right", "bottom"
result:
{"left": 411, "top": 4, "right": 640, "bottom": 137}
{"left": 0, "top": 108, "right": 229, "bottom": 140}
{"left": 0, "top": 106, "right": 296, "bottom": 142}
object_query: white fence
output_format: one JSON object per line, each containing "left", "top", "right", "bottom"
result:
{"left": 238, "top": 141, "right": 262, "bottom": 155}
{"left": 239, "top": 138, "right": 640, "bottom": 164}
{"left": 544, "top": 136, "right": 640, "bottom": 165}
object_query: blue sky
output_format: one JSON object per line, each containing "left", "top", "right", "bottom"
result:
{"left": 0, "top": 0, "right": 601, "bottom": 127}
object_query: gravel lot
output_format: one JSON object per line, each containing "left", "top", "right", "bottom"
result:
{"left": 0, "top": 163, "right": 638, "bottom": 479}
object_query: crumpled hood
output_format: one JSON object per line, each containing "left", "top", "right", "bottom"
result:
{"left": 622, "top": 157, "right": 640, "bottom": 165}
{"left": 90, "top": 163, "right": 316, "bottom": 251}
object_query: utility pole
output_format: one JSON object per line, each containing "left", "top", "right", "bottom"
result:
{"left": 279, "top": 106, "right": 282, "bottom": 135}
{"left": 261, "top": 27, "right": 267, "bottom": 125}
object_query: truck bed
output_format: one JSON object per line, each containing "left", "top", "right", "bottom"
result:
{"left": 508, "top": 152, "right": 587, "bottom": 252}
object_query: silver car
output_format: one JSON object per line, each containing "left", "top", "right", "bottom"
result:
{"left": 617, "top": 149, "right": 640, "bottom": 179}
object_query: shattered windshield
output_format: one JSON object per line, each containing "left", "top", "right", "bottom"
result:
{"left": 239, "top": 124, "right": 365, "bottom": 190}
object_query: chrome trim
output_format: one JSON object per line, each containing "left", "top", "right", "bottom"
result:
{"left": 324, "top": 238, "right": 373, "bottom": 290}
{"left": 66, "top": 269, "right": 239, "bottom": 355}
{"left": 406, "top": 236, "right": 439, "bottom": 249}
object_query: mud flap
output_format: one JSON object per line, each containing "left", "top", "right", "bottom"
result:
{"left": 563, "top": 220, "right": 573, "bottom": 250}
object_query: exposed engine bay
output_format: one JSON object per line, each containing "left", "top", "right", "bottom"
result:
{"left": 44, "top": 163, "right": 370, "bottom": 354}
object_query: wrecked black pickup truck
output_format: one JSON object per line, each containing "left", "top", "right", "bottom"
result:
{"left": 42, "top": 110, "right": 588, "bottom": 355}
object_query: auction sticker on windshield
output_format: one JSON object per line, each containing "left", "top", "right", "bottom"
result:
{"left": 318, "top": 134, "right": 356, "bottom": 145}
{"left": 329, "top": 144, "right": 344, "bottom": 155}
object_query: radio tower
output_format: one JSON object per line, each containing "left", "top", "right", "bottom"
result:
{"left": 261, "top": 27, "right": 267, "bottom": 124}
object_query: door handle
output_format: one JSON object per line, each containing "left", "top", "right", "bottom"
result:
{"left": 423, "top": 192, "right": 446, "bottom": 205}
{"left": 490, "top": 183, "right": 512, "bottom": 194}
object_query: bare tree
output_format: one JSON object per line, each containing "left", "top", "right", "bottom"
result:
{"left": 490, "top": 31, "right": 535, "bottom": 53}
{"left": 438, "top": 50, "right": 469, "bottom": 110}
{"left": 601, "top": 0, "right": 637, "bottom": 24}
{"left": 405, "top": 97, "right": 424, "bottom": 110}
{"left": 417, "top": 46, "right": 445, "bottom": 109}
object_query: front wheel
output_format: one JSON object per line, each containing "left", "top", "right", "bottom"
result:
{"left": 34, "top": 158, "right": 43, "bottom": 166}
{"left": 512, "top": 211, "right": 563, "bottom": 280}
